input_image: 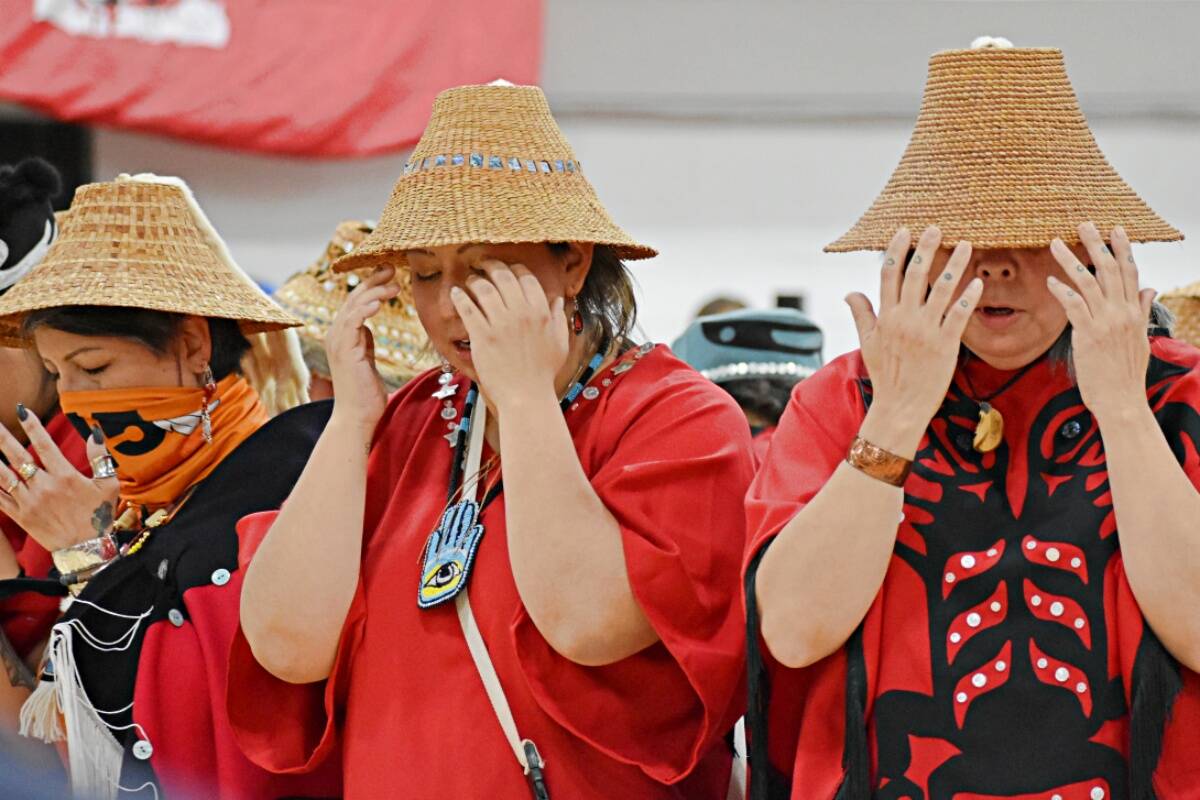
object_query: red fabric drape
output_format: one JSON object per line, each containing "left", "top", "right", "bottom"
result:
{"left": 0, "top": 0, "right": 542, "bottom": 157}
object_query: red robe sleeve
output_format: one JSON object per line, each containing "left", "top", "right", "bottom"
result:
{"left": 0, "top": 412, "right": 90, "bottom": 659}
{"left": 1112, "top": 338, "right": 1200, "bottom": 794}
{"left": 742, "top": 353, "right": 869, "bottom": 792}
{"left": 225, "top": 388, "right": 417, "bottom": 775}
{"left": 510, "top": 370, "right": 754, "bottom": 784}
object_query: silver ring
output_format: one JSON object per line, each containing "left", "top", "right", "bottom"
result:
{"left": 91, "top": 455, "right": 117, "bottom": 482}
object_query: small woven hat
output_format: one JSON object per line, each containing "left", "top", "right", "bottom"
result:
{"left": 1162, "top": 281, "right": 1200, "bottom": 348}
{"left": 0, "top": 173, "right": 299, "bottom": 344}
{"left": 827, "top": 37, "right": 1183, "bottom": 252}
{"left": 274, "top": 220, "right": 436, "bottom": 388}
{"left": 333, "top": 81, "right": 656, "bottom": 273}
{"left": 671, "top": 308, "right": 824, "bottom": 385}
{"left": 0, "top": 174, "right": 309, "bottom": 415}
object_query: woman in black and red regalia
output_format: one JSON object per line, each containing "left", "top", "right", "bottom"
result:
{"left": 746, "top": 40, "right": 1200, "bottom": 799}
{"left": 233, "top": 82, "right": 752, "bottom": 798}
{"left": 0, "top": 173, "right": 340, "bottom": 799}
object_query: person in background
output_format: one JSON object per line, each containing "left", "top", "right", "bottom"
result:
{"left": 273, "top": 219, "right": 435, "bottom": 399}
{"left": 0, "top": 173, "right": 337, "bottom": 800}
{"left": 233, "top": 81, "right": 751, "bottom": 799}
{"left": 672, "top": 307, "right": 823, "bottom": 465}
{"left": 696, "top": 295, "right": 748, "bottom": 317}
{"left": 0, "top": 159, "right": 108, "bottom": 790}
{"left": 747, "top": 39, "right": 1200, "bottom": 798}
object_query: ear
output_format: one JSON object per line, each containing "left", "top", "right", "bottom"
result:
{"left": 560, "top": 242, "right": 594, "bottom": 298}
{"left": 176, "top": 316, "right": 214, "bottom": 381}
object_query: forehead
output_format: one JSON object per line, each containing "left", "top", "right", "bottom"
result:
{"left": 408, "top": 241, "right": 555, "bottom": 260}
{"left": 32, "top": 327, "right": 146, "bottom": 359}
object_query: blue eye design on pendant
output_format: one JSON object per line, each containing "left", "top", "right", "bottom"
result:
{"left": 418, "top": 500, "right": 486, "bottom": 608}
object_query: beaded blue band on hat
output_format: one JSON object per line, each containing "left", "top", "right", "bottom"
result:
{"left": 403, "top": 154, "right": 580, "bottom": 177}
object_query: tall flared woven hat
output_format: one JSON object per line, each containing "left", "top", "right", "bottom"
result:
{"left": 827, "top": 38, "right": 1183, "bottom": 252}
{"left": 1162, "top": 281, "right": 1200, "bottom": 349}
{"left": 333, "top": 81, "right": 656, "bottom": 273}
{"left": 0, "top": 174, "right": 309, "bottom": 414}
{"left": 274, "top": 220, "right": 435, "bottom": 388}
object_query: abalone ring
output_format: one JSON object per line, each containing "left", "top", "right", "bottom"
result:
{"left": 91, "top": 455, "right": 118, "bottom": 482}
{"left": 16, "top": 462, "right": 39, "bottom": 482}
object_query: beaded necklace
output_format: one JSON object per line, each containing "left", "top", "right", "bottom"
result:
{"left": 417, "top": 337, "right": 609, "bottom": 609}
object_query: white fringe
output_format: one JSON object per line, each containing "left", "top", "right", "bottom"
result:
{"left": 19, "top": 678, "right": 64, "bottom": 742}
{"left": 52, "top": 624, "right": 125, "bottom": 800}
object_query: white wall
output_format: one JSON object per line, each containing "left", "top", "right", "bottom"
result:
{"left": 81, "top": 1, "right": 1200, "bottom": 360}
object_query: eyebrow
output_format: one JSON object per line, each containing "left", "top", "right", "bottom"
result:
{"left": 407, "top": 245, "right": 481, "bottom": 257}
{"left": 64, "top": 346, "right": 102, "bottom": 361}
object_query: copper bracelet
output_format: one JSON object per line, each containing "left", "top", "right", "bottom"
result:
{"left": 846, "top": 436, "right": 912, "bottom": 487}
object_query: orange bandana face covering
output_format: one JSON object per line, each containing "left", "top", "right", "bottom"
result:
{"left": 60, "top": 375, "right": 268, "bottom": 509}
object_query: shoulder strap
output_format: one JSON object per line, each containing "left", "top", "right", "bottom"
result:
{"left": 453, "top": 398, "right": 549, "bottom": 799}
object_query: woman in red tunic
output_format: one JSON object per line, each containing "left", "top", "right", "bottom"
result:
{"left": 747, "top": 42, "right": 1200, "bottom": 798}
{"left": 234, "top": 82, "right": 752, "bottom": 798}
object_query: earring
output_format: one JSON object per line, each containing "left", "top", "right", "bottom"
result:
{"left": 199, "top": 364, "right": 216, "bottom": 444}
{"left": 570, "top": 300, "right": 584, "bottom": 336}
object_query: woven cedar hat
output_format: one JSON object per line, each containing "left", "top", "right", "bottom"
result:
{"left": 274, "top": 220, "right": 435, "bottom": 388}
{"left": 827, "top": 38, "right": 1183, "bottom": 252}
{"left": 1162, "top": 281, "right": 1200, "bottom": 348}
{"left": 0, "top": 173, "right": 299, "bottom": 344}
{"left": 0, "top": 174, "right": 309, "bottom": 415}
{"left": 333, "top": 82, "right": 656, "bottom": 273}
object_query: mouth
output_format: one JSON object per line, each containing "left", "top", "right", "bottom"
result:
{"left": 452, "top": 339, "right": 472, "bottom": 355}
{"left": 974, "top": 305, "right": 1022, "bottom": 329}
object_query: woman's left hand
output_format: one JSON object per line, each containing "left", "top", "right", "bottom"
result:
{"left": 450, "top": 260, "right": 570, "bottom": 410}
{"left": 0, "top": 413, "right": 119, "bottom": 552}
{"left": 1047, "top": 221, "right": 1156, "bottom": 421}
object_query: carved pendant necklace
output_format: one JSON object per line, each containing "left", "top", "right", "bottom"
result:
{"left": 960, "top": 355, "right": 1044, "bottom": 453}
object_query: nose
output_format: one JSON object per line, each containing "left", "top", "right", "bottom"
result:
{"left": 975, "top": 257, "right": 1015, "bottom": 281}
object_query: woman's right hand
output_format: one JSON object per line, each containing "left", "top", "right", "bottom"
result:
{"left": 325, "top": 265, "right": 401, "bottom": 437}
{"left": 845, "top": 226, "right": 983, "bottom": 457}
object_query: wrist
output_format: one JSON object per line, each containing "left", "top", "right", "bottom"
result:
{"left": 859, "top": 401, "right": 931, "bottom": 459}
{"left": 1091, "top": 395, "right": 1156, "bottom": 433}
{"left": 327, "top": 408, "right": 379, "bottom": 444}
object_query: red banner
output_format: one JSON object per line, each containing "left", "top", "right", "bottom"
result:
{"left": 0, "top": 1, "right": 542, "bottom": 158}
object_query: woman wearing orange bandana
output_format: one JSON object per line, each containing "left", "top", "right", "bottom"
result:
{"left": 0, "top": 174, "right": 339, "bottom": 800}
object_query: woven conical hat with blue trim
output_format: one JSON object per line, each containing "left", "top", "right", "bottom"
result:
{"left": 828, "top": 39, "right": 1183, "bottom": 252}
{"left": 333, "top": 82, "right": 656, "bottom": 273}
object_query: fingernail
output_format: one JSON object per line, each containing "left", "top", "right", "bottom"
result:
{"left": 15, "top": 404, "right": 27, "bottom": 422}
{"left": 450, "top": 286, "right": 464, "bottom": 297}
{"left": 1047, "top": 275, "right": 1059, "bottom": 284}
{"left": 91, "top": 425, "right": 104, "bottom": 444}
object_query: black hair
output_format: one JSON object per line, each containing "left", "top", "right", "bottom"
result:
{"left": 722, "top": 377, "right": 795, "bottom": 427}
{"left": 546, "top": 243, "right": 638, "bottom": 343}
{"left": 21, "top": 307, "right": 250, "bottom": 380}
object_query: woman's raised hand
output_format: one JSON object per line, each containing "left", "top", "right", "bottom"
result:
{"left": 846, "top": 226, "right": 983, "bottom": 456}
{"left": 1047, "top": 222, "right": 1156, "bottom": 422}
{"left": 450, "top": 260, "right": 570, "bottom": 411}
{"left": 0, "top": 413, "right": 118, "bottom": 552}
{"left": 326, "top": 265, "right": 399, "bottom": 436}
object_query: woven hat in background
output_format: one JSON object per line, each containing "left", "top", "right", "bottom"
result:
{"left": 1162, "top": 281, "right": 1200, "bottom": 349}
{"left": 0, "top": 174, "right": 309, "bottom": 416}
{"left": 274, "top": 220, "right": 436, "bottom": 389}
{"left": 827, "top": 38, "right": 1183, "bottom": 252}
{"left": 0, "top": 174, "right": 299, "bottom": 344}
{"left": 333, "top": 82, "right": 656, "bottom": 273}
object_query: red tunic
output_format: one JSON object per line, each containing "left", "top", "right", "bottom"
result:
{"left": 228, "top": 345, "right": 753, "bottom": 798}
{"left": 745, "top": 338, "right": 1200, "bottom": 798}
{"left": 0, "top": 412, "right": 88, "bottom": 659}
{"left": 751, "top": 426, "right": 777, "bottom": 469}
